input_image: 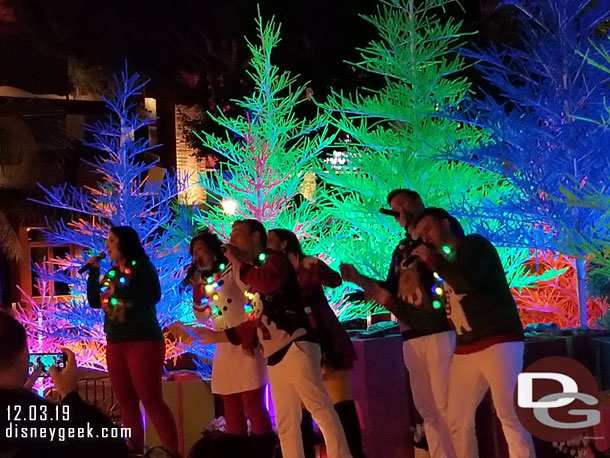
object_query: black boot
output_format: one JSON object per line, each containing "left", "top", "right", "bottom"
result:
{"left": 334, "top": 400, "right": 365, "bottom": 458}
{"left": 250, "top": 431, "right": 279, "bottom": 458}
{"left": 300, "top": 409, "right": 316, "bottom": 458}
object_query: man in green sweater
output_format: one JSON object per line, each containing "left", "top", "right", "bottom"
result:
{"left": 341, "top": 189, "right": 457, "bottom": 458}
{"left": 411, "top": 207, "right": 535, "bottom": 458}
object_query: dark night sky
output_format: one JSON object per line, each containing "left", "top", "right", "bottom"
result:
{"left": 2, "top": 0, "right": 507, "bottom": 105}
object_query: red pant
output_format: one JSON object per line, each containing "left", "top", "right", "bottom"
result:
{"left": 221, "top": 386, "right": 272, "bottom": 435}
{"left": 106, "top": 340, "right": 178, "bottom": 454}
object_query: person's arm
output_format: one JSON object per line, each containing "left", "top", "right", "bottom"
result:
{"left": 225, "top": 320, "right": 259, "bottom": 348}
{"left": 424, "top": 235, "right": 496, "bottom": 294}
{"left": 308, "top": 257, "right": 342, "bottom": 288}
{"left": 240, "top": 252, "right": 291, "bottom": 294}
{"left": 86, "top": 267, "right": 102, "bottom": 309}
{"left": 363, "top": 283, "right": 414, "bottom": 323}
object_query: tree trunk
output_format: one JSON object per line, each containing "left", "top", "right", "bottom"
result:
{"left": 576, "top": 258, "right": 587, "bottom": 328}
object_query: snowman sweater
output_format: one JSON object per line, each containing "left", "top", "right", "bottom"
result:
{"left": 225, "top": 251, "right": 313, "bottom": 365}
{"left": 424, "top": 234, "right": 524, "bottom": 354}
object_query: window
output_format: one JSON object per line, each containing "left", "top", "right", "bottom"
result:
{"left": 18, "top": 227, "right": 78, "bottom": 300}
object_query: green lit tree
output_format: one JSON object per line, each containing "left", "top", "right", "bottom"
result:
{"left": 319, "top": 0, "right": 555, "bottom": 315}
{"left": 192, "top": 14, "right": 352, "bottom": 299}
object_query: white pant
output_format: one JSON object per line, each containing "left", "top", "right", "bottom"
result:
{"left": 447, "top": 341, "right": 535, "bottom": 458}
{"left": 268, "top": 341, "right": 352, "bottom": 458}
{"left": 403, "top": 331, "right": 457, "bottom": 458}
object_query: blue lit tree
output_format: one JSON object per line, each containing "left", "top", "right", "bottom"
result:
{"left": 558, "top": 41, "right": 610, "bottom": 302}
{"left": 439, "top": 0, "right": 610, "bottom": 325}
{"left": 16, "top": 67, "right": 197, "bottom": 370}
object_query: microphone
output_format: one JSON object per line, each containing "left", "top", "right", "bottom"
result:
{"left": 182, "top": 262, "right": 200, "bottom": 286}
{"left": 78, "top": 253, "right": 106, "bottom": 274}
{"left": 401, "top": 239, "right": 424, "bottom": 268}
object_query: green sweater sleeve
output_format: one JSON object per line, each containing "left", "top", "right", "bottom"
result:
{"left": 429, "top": 235, "right": 497, "bottom": 294}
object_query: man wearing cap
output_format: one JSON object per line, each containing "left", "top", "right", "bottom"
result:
{"left": 341, "top": 189, "right": 457, "bottom": 458}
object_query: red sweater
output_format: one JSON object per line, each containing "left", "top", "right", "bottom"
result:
{"left": 225, "top": 251, "right": 310, "bottom": 364}
{"left": 297, "top": 258, "right": 356, "bottom": 370}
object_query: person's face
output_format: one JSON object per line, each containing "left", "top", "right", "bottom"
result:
{"left": 192, "top": 240, "right": 216, "bottom": 269}
{"left": 390, "top": 194, "right": 423, "bottom": 229}
{"left": 415, "top": 215, "right": 448, "bottom": 248}
{"left": 106, "top": 232, "right": 122, "bottom": 262}
{"left": 266, "top": 232, "right": 285, "bottom": 252}
{"left": 229, "top": 224, "right": 254, "bottom": 252}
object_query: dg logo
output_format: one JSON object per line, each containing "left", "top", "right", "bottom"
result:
{"left": 513, "top": 356, "right": 601, "bottom": 442}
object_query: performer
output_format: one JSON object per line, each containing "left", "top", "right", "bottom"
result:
{"left": 199, "top": 219, "right": 352, "bottom": 458}
{"left": 185, "top": 230, "right": 274, "bottom": 457}
{"left": 412, "top": 208, "right": 534, "bottom": 458}
{"left": 340, "top": 189, "right": 457, "bottom": 458}
{"left": 267, "top": 229, "right": 364, "bottom": 458}
{"left": 85, "top": 226, "right": 179, "bottom": 455}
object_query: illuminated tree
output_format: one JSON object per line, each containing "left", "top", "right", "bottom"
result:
{"left": 16, "top": 67, "right": 192, "bottom": 370}
{"left": 319, "top": 0, "right": 556, "bottom": 317}
{"left": 191, "top": 14, "right": 349, "bottom": 283}
{"left": 440, "top": 0, "right": 610, "bottom": 325}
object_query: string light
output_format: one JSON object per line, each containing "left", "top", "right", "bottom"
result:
{"left": 258, "top": 253, "right": 266, "bottom": 262}
{"left": 432, "top": 300, "right": 442, "bottom": 309}
{"left": 119, "top": 277, "right": 126, "bottom": 284}
{"left": 435, "top": 287, "right": 443, "bottom": 295}
{"left": 110, "top": 298, "right": 118, "bottom": 306}
{"left": 442, "top": 245, "right": 452, "bottom": 255}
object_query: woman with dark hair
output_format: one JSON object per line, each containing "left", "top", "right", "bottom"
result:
{"left": 184, "top": 230, "right": 274, "bottom": 458}
{"left": 267, "top": 229, "right": 364, "bottom": 458}
{"left": 86, "top": 226, "right": 179, "bottom": 456}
